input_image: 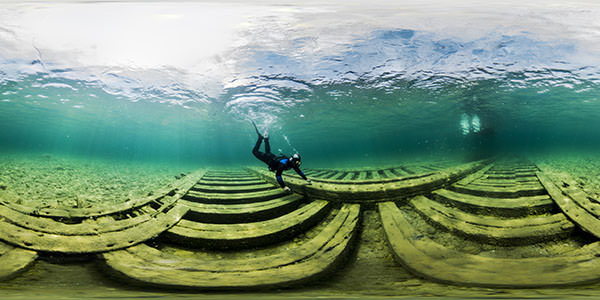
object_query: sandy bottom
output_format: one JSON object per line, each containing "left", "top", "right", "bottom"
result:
{"left": 0, "top": 153, "right": 193, "bottom": 208}
{"left": 530, "top": 150, "right": 600, "bottom": 199}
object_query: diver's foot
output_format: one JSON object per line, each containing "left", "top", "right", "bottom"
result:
{"left": 251, "top": 120, "right": 269, "bottom": 138}
{"left": 251, "top": 120, "right": 262, "bottom": 136}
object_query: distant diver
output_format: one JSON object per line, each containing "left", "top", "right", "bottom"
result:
{"left": 251, "top": 121, "right": 311, "bottom": 192}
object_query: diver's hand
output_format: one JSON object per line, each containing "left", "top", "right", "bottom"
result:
{"left": 283, "top": 186, "right": 291, "bottom": 193}
{"left": 306, "top": 179, "right": 312, "bottom": 185}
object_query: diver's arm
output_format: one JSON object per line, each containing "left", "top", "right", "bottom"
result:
{"left": 275, "top": 168, "right": 286, "bottom": 188}
{"left": 293, "top": 166, "right": 308, "bottom": 180}
{"left": 293, "top": 166, "right": 311, "bottom": 184}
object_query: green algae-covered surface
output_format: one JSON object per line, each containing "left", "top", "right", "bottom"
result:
{"left": 0, "top": 153, "right": 599, "bottom": 299}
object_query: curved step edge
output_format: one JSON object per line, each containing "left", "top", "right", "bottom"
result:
{"left": 180, "top": 193, "right": 305, "bottom": 224}
{"left": 432, "top": 189, "right": 555, "bottom": 217}
{"left": 411, "top": 195, "right": 575, "bottom": 246}
{"left": 538, "top": 172, "right": 600, "bottom": 239}
{"left": 0, "top": 242, "right": 37, "bottom": 281}
{"left": 0, "top": 204, "right": 189, "bottom": 253}
{"left": 248, "top": 160, "right": 490, "bottom": 202}
{"left": 100, "top": 204, "right": 360, "bottom": 290}
{"left": 379, "top": 201, "right": 600, "bottom": 287}
{"left": 163, "top": 200, "right": 331, "bottom": 249}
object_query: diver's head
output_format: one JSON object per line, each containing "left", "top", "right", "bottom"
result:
{"left": 289, "top": 153, "right": 301, "bottom": 167}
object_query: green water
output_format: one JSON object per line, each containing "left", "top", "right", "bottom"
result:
{"left": 1, "top": 2, "right": 599, "bottom": 169}
{"left": 2, "top": 74, "right": 599, "bottom": 167}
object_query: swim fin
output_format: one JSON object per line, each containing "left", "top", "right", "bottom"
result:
{"left": 251, "top": 120, "right": 262, "bottom": 137}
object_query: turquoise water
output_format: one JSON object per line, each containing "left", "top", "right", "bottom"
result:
{"left": 3, "top": 3, "right": 600, "bottom": 298}
{"left": 1, "top": 1, "right": 600, "bottom": 167}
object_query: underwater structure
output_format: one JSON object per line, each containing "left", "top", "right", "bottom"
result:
{"left": 2, "top": 158, "right": 600, "bottom": 290}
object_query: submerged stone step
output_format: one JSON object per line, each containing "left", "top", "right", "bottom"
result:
{"left": 466, "top": 180, "right": 528, "bottom": 188}
{"left": 379, "top": 201, "right": 600, "bottom": 287}
{"left": 411, "top": 195, "right": 574, "bottom": 245}
{"left": 465, "top": 180, "right": 541, "bottom": 189}
{"left": 538, "top": 171, "right": 600, "bottom": 239}
{"left": 485, "top": 169, "right": 537, "bottom": 174}
{"left": 0, "top": 241, "right": 37, "bottom": 281}
{"left": 302, "top": 163, "right": 452, "bottom": 182}
{"left": 190, "top": 182, "right": 276, "bottom": 194}
{"left": 451, "top": 163, "right": 496, "bottom": 186}
{"left": 432, "top": 189, "right": 555, "bottom": 217}
{"left": 164, "top": 200, "right": 332, "bottom": 249}
{"left": 248, "top": 160, "right": 489, "bottom": 202}
{"left": 180, "top": 193, "right": 306, "bottom": 224}
{"left": 0, "top": 198, "right": 156, "bottom": 235}
{"left": 416, "top": 165, "right": 441, "bottom": 171}
{"left": 195, "top": 179, "right": 266, "bottom": 186}
{"left": 379, "top": 169, "right": 397, "bottom": 179}
{"left": 201, "top": 170, "right": 256, "bottom": 180}
{"left": 393, "top": 166, "right": 415, "bottom": 175}
{"left": 330, "top": 172, "right": 349, "bottom": 180}
{"left": 0, "top": 200, "right": 188, "bottom": 253}
{"left": 199, "top": 176, "right": 259, "bottom": 182}
{"left": 484, "top": 173, "right": 538, "bottom": 180}
{"left": 302, "top": 169, "right": 320, "bottom": 176}
{"left": 474, "top": 176, "right": 540, "bottom": 184}
{"left": 449, "top": 182, "right": 546, "bottom": 198}
{"left": 310, "top": 171, "right": 336, "bottom": 178}
{"left": 101, "top": 204, "right": 359, "bottom": 290}
{"left": 205, "top": 171, "right": 251, "bottom": 176}
{"left": 461, "top": 181, "right": 542, "bottom": 188}
{"left": 321, "top": 171, "right": 343, "bottom": 180}
{"left": 183, "top": 188, "right": 287, "bottom": 204}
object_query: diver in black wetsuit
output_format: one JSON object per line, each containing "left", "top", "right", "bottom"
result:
{"left": 251, "top": 121, "right": 311, "bottom": 191}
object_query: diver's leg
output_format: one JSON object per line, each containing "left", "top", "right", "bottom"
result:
{"left": 252, "top": 120, "right": 273, "bottom": 158}
{"left": 252, "top": 135, "right": 264, "bottom": 159}
{"left": 264, "top": 137, "right": 271, "bottom": 154}
{"left": 253, "top": 136, "right": 273, "bottom": 166}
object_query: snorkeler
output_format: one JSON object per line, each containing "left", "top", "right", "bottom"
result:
{"left": 251, "top": 121, "right": 311, "bottom": 192}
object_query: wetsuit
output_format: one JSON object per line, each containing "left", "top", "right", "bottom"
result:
{"left": 252, "top": 135, "right": 308, "bottom": 188}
